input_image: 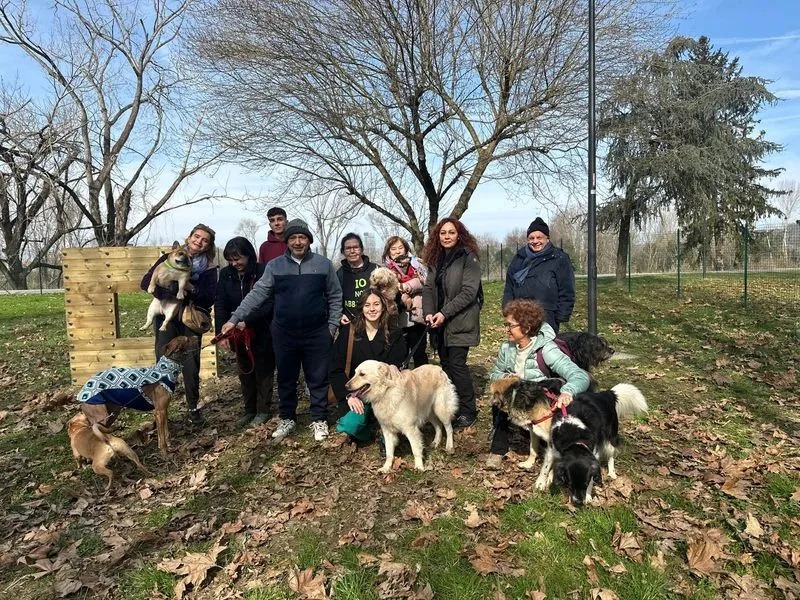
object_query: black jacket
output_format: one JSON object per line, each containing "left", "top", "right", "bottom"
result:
{"left": 214, "top": 262, "right": 272, "bottom": 334}
{"left": 328, "top": 324, "right": 407, "bottom": 401}
{"left": 337, "top": 257, "right": 378, "bottom": 320}
{"left": 502, "top": 243, "right": 575, "bottom": 328}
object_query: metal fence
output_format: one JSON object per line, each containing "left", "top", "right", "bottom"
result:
{"left": 480, "top": 220, "right": 800, "bottom": 309}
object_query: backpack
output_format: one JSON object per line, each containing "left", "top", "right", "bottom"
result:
{"left": 535, "top": 337, "right": 572, "bottom": 378}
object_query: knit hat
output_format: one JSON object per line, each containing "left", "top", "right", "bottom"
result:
{"left": 527, "top": 217, "right": 550, "bottom": 238}
{"left": 283, "top": 219, "right": 314, "bottom": 244}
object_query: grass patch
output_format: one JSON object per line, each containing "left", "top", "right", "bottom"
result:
{"left": 115, "top": 564, "right": 175, "bottom": 600}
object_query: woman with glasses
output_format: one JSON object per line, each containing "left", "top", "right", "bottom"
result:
{"left": 337, "top": 232, "right": 378, "bottom": 324}
{"left": 485, "top": 299, "right": 589, "bottom": 470}
{"left": 503, "top": 217, "right": 575, "bottom": 333}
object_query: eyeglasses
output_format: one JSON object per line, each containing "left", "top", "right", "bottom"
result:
{"left": 343, "top": 246, "right": 361, "bottom": 252}
{"left": 503, "top": 322, "right": 520, "bottom": 329}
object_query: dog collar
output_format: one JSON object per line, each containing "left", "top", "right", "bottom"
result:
{"left": 571, "top": 440, "right": 592, "bottom": 452}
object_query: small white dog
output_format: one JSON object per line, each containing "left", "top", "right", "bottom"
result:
{"left": 345, "top": 360, "right": 458, "bottom": 472}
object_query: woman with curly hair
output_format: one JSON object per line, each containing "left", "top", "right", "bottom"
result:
{"left": 485, "top": 299, "right": 589, "bottom": 469}
{"left": 422, "top": 218, "right": 483, "bottom": 429}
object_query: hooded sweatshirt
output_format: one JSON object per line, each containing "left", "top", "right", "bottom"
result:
{"left": 337, "top": 256, "right": 378, "bottom": 319}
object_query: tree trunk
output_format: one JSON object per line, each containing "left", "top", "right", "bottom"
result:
{"left": 615, "top": 199, "right": 633, "bottom": 285}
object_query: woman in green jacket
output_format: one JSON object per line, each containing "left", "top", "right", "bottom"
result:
{"left": 486, "top": 299, "right": 590, "bottom": 469}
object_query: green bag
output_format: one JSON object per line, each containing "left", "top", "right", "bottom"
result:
{"left": 336, "top": 405, "right": 374, "bottom": 442}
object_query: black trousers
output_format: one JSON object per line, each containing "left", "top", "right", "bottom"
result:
{"left": 436, "top": 343, "right": 476, "bottom": 420}
{"left": 236, "top": 328, "right": 275, "bottom": 414}
{"left": 154, "top": 316, "right": 202, "bottom": 410}
{"left": 490, "top": 405, "right": 511, "bottom": 455}
{"left": 271, "top": 323, "right": 331, "bottom": 422}
{"left": 405, "top": 322, "right": 428, "bottom": 367}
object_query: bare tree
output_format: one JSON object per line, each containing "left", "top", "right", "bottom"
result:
{"left": 234, "top": 217, "right": 260, "bottom": 248}
{"left": 190, "top": 0, "right": 672, "bottom": 252}
{"left": 775, "top": 179, "right": 800, "bottom": 221}
{"left": 0, "top": 85, "right": 85, "bottom": 289}
{"left": 0, "top": 0, "right": 228, "bottom": 247}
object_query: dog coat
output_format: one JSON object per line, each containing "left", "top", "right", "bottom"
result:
{"left": 77, "top": 356, "right": 182, "bottom": 411}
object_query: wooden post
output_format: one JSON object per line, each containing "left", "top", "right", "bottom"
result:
{"left": 62, "top": 246, "right": 217, "bottom": 386}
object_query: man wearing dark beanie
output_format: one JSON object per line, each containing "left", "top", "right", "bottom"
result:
{"left": 220, "top": 218, "right": 343, "bottom": 443}
{"left": 502, "top": 216, "right": 575, "bottom": 333}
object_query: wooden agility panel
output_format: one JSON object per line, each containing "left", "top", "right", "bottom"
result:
{"left": 62, "top": 246, "right": 217, "bottom": 385}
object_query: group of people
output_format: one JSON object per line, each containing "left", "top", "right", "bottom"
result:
{"left": 140, "top": 208, "right": 583, "bottom": 465}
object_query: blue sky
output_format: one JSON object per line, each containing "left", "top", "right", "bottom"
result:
{"left": 3, "top": 1, "right": 799, "bottom": 247}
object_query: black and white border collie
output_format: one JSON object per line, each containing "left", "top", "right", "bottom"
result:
{"left": 535, "top": 383, "right": 648, "bottom": 504}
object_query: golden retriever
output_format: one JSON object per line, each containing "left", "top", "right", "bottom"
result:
{"left": 345, "top": 360, "right": 457, "bottom": 472}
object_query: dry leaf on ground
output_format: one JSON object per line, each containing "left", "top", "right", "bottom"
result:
{"left": 158, "top": 542, "right": 226, "bottom": 599}
{"left": 288, "top": 567, "right": 327, "bottom": 599}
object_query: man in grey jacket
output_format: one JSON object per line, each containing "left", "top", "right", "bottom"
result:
{"left": 220, "top": 219, "right": 342, "bottom": 442}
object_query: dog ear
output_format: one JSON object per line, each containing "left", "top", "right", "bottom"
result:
{"left": 555, "top": 464, "right": 568, "bottom": 486}
{"left": 172, "top": 240, "right": 181, "bottom": 249}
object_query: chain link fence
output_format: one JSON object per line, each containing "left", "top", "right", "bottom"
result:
{"left": 480, "top": 219, "right": 800, "bottom": 309}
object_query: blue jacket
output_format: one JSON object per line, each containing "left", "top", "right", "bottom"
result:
{"left": 229, "top": 249, "right": 342, "bottom": 334}
{"left": 502, "top": 243, "right": 575, "bottom": 329}
{"left": 489, "top": 324, "right": 589, "bottom": 397}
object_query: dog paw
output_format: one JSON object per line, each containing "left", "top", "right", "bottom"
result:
{"left": 518, "top": 459, "right": 536, "bottom": 470}
{"left": 445, "top": 446, "right": 455, "bottom": 455}
{"left": 377, "top": 466, "right": 391, "bottom": 474}
{"left": 607, "top": 471, "right": 618, "bottom": 480}
{"left": 534, "top": 478, "right": 547, "bottom": 491}
{"left": 414, "top": 464, "right": 427, "bottom": 472}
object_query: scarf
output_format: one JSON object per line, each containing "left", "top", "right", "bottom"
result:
{"left": 189, "top": 251, "right": 209, "bottom": 282}
{"left": 512, "top": 242, "right": 552, "bottom": 285}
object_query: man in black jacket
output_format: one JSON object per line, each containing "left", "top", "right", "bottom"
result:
{"left": 502, "top": 217, "right": 575, "bottom": 333}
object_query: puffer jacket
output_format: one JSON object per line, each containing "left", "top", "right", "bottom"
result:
{"left": 502, "top": 243, "right": 575, "bottom": 329}
{"left": 214, "top": 262, "right": 271, "bottom": 334}
{"left": 489, "top": 323, "right": 590, "bottom": 397}
{"left": 422, "top": 247, "right": 482, "bottom": 347}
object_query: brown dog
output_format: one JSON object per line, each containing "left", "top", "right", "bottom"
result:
{"left": 68, "top": 413, "right": 151, "bottom": 491}
{"left": 77, "top": 336, "right": 199, "bottom": 457}
{"left": 369, "top": 267, "right": 400, "bottom": 315}
{"left": 141, "top": 242, "right": 193, "bottom": 332}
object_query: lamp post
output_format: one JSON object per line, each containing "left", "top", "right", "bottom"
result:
{"left": 587, "top": 0, "right": 597, "bottom": 334}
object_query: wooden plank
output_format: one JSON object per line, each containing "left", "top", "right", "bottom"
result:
{"left": 68, "top": 338, "right": 155, "bottom": 351}
{"left": 63, "top": 281, "right": 142, "bottom": 294}
{"left": 62, "top": 246, "right": 171, "bottom": 260}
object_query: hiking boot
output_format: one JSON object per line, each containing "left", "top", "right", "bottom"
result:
{"left": 236, "top": 413, "right": 256, "bottom": 428}
{"left": 452, "top": 414, "right": 477, "bottom": 429}
{"left": 187, "top": 408, "right": 206, "bottom": 427}
{"left": 310, "top": 420, "right": 329, "bottom": 442}
{"left": 271, "top": 419, "right": 296, "bottom": 440}
{"left": 250, "top": 413, "right": 270, "bottom": 426}
{"left": 485, "top": 454, "right": 504, "bottom": 470}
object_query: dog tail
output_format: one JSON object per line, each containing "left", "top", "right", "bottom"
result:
{"left": 92, "top": 424, "right": 151, "bottom": 475}
{"left": 91, "top": 423, "right": 111, "bottom": 443}
{"left": 612, "top": 383, "right": 648, "bottom": 418}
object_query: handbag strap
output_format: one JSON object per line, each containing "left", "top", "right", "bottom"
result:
{"left": 344, "top": 325, "right": 355, "bottom": 375}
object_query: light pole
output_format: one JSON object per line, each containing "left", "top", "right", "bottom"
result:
{"left": 587, "top": 0, "right": 597, "bottom": 334}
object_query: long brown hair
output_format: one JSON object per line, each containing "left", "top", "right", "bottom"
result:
{"left": 350, "top": 289, "right": 392, "bottom": 346}
{"left": 422, "top": 218, "right": 479, "bottom": 267}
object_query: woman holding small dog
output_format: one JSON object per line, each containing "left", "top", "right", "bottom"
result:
{"left": 141, "top": 224, "right": 218, "bottom": 426}
{"left": 329, "top": 290, "right": 407, "bottom": 434}
{"left": 422, "top": 218, "right": 482, "bottom": 429}
{"left": 486, "top": 299, "right": 590, "bottom": 469}
{"left": 383, "top": 236, "right": 428, "bottom": 367}
{"left": 215, "top": 237, "right": 275, "bottom": 428}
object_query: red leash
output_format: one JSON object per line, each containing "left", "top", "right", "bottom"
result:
{"left": 528, "top": 387, "right": 567, "bottom": 426}
{"left": 211, "top": 327, "right": 255, "bottom": 375}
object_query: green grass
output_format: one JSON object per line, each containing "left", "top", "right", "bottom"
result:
{"left": 0, "top": 275, "right": 798, "bottom": 599}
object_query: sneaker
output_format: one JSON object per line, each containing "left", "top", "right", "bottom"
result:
{"left": 236, "top": 413, "right": 256, "bottom": 428}
{"left": 452, "top": 414, "right": 477, "bottom": 429}
{"left": 310, "top": 420, "right": 329, "bottom": 442}
{"left": 271, "top": 419, "right": 296, "bottom": 440}
{"left": 250, "top": 413, "right": 270, "bottom": 426}
{"left": 485, "top": 454, "right": 504, "bottom": 470}
{"left": 187, "top": 409, "right": 207, "bottom": 427}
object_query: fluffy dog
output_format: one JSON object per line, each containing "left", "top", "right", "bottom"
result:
{"left": 556, "top": 331, "right": 615, "bottom": 373}
{"left": 489, "top": 376, "right": 564, "bottom": 470}
{"left": 542, "top": 383, "right": 647, "bottom": 504}
{"left": 141, "top": 242, "right": 193, "bottom": 332}
{"left": 67, "top": 413, "right": 151, "bottom": 491}
{"left": 369, "top": 267, "right": 401, "bottom": 315}
{"left": 345, "top": 360, "right": 458, "bottom": 473}
{"left": 77, "top": 336, "right": 198, "bottom": 457}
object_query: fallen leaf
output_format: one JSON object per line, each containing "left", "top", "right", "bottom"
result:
{"left": 464, "top": 504, "right": 485, "bottom": 529}
{"left": 743, "top": 513, "right": 763, "bottom": 538}
{"left": 469, "top": 544, "right": 525, "bottom": 577}
{"left": 526, "top": 592, "right": 546, "bottom": 600}
{"left": 377, "top": 561, "right": 417, "bottom": 599}
{"left": 589, "top": 589, "right": 619, "bottom": 600}
{"left": 611, "top": 522, "right": 643, "bottom": 563}
{"left": 290, "top": 498, "right": 315, "bottom": 518}
{"left": 288, "top": 567, "right": 327, "bottom": 599}
{"left": 791, "top": 487, "right": 800, "bottom": 502}
{"left": 188, "top": 468, "right": 207, "bottom": 488}
{"left": 649, "top": 550, "right": 666, "bottom": 572}
{"left": 583, "top": 555, "right": 599, "bottom": 584}
{"left": 410, "top": 532, "right": 440, "bottom": 548}
{"left": 686, "top": 533, "right": 724, "bottom": 576}
{"left": 158, "top": 542, "right": 226, "bottom": 599}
